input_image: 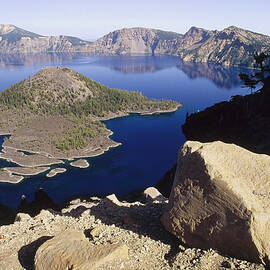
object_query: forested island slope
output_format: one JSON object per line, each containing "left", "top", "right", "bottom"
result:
{"left": 0, "top": 67, "right": 180, "bottom": 183}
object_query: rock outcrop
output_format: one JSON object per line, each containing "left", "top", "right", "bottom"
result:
{"left": 161, "top": 141, "right": 270, "bottom": 264}
{"left": 35, "top": 230, "right": 128, "bottom": 270}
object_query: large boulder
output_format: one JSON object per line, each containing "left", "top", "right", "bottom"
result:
{"left": 35, "top": 230, "right": 128, "bottom": 270}
{"left": 161, "top": 141, "right": 270, "bottom": 264}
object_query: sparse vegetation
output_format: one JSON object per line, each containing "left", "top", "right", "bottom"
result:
{"left": 54, "top": 121, "right": 107, "bottom": 151}
{"left": 0, "top": 68, "right": 179, "bottom": 118}
{"left": 0, "top": 67, "right": 180, "bottom": 153}
{"left": 155, "top": 30, "right": 182, "bottom": 41}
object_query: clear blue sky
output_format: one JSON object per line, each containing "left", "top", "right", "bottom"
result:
{"left": 1, "top": 0, "right": 270, "bottom": 40}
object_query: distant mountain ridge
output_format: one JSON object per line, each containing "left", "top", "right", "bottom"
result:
{"left": 178, "top": 26, "right": 270, "bottom": 67}
{"left": 0, "top": 24, "right": 92, "bottom": 54}
{"left": 0, "top": 24, "right": 270, "bottom": 67}
{"left": 89, "top": 27, "right": 183, "bottom": 55}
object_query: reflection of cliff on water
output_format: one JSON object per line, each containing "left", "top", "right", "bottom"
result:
{"left": 0, "top": 52, "right": 94, "bottom": 70}
{"left": 91, "top": 55, "right": 179, "bottom": 74}
{"left": 177, "top": 61, "right": 253, "bottom": 90}
{"left": 0, "top": 53, "right": 253, "bottom": 90}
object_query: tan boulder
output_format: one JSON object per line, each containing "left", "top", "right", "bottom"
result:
{"left": 15, "top": 213, "right": 31, "bottom": 222}
{"left": 143, "top": 187, "right": 166, "bottom": 202}
{"left": 34, "top": 230, "right": 128, "bottom": 270}
{"left": 161, "top": 141, "right": 270, "bottom": 264}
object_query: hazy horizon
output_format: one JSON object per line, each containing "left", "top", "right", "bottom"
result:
{"left": 1, "top": 0, "right": 270, "bottom": 40}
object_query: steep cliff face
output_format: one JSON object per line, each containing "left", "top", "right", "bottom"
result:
{"left": 87, "top": 26, "right": 270, "bottom": 65}
{"left": 0, "top": 24, "right": 92, "bottom": 53}
{"left": 176, "top": 26, "right": 215, "bottom": 52}
{"left": 179, "top": 26, "right": 270, "bottom": 66}
{"left": 90, "top": 27, "right": 182, "bottom": 55}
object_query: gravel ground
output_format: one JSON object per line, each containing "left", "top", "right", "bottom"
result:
{"left": 0, "top": 195, "right": 265, "bottom": 270}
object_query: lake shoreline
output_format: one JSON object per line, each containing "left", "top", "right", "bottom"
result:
{"left": 0, "top": 105, "right": 181, "bottom": 184}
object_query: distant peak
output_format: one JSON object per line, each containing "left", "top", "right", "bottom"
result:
{"left": 0, "top": 24, "right": 16, "bottom": 34}
{"left": 223, "top": 26, "right": 242, "bottom": 32}
{"left": 0, "top": 24, "right": 16, "bottom": 28}
{"left": 38, "top": 66, "right": 72, "bottom": 74}
{"left": 185, "top": 26, "right": 209, "bottom": 34}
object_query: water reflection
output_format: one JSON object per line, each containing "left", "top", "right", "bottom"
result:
{"left": 177, "top": 61, "right": 251, "bottom": 90}
{"left": 0, "top": 53, "right": 252, "bottom": 90}
{"left": 0, "top": 52, "right": 92, "bottom": 69}
{"left": 91, "top": 55, "right": 179, "bottom": 74}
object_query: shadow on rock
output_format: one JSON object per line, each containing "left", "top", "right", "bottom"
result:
{"left": 18, "top": 236, "right": 53, "bottom": 270}
{"left": 0, "top": 203, "right": 16, "bottom": 225}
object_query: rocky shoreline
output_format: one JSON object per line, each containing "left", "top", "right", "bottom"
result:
{"left": 46, "top": 168, "right": 67, "bottom": 178}
{"left": 70, "top": 159, "right": 90, "bottom": 168}
{"left": 0, "top": 105, "right": 180, "bottom": 184}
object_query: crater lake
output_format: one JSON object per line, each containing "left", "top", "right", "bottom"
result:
{"left": 0, "top": 53, "right": 251, "bottom": 207}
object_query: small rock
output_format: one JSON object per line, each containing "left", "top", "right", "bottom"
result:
{"left": 106, "top": 194, "right": 122, "bottom": 206}
{"left": 179, "top": 244, "right": 186, "bottom": 251}
{"left": 143, "top": 187, "right": 166, "bottom": 203}
{"left": 221, "top": 261, "right": 231, "bottom": 268}
{"left": 90, "top": 226, "right": 104, "bottom": 238}
{"left": 15, "top": 213, "right": 31, "bottom": 222}
{"left": 70, "top": 198, "right": 81, "bottom": 205}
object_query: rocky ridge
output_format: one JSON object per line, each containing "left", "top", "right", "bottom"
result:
{"left": 0, "top": 24, "right": 92, "bottom": 54}
{"left": 0, "top": 189, "right": 264, "bottom": 270}
{"left": 1, "top": 24, "right": 270, "bottom": 67}
{"left": 89, "top": 27, "right": 182, "bottom": 56}
{"left": 178, "top": 26, "right": 270, "bottom": 67}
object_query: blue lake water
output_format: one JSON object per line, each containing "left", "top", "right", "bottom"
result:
{"left": 0, "top": 53, "right": 251, "bottom": 207}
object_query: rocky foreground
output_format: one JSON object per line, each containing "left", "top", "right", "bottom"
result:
{"left": 0, "top": 140, "right": 269, "bottom": 269}
{"left": 0, "top": 190, "right": 264, "bottom": 270}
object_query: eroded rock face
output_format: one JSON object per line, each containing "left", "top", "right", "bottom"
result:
{"left": 178, "top": 26, "right": 270, "bottom": 67}
{"left": 161, "top": 141, "right": 270, "bottom": 264}
{"left": 34, "top": 230, "right": 128, "bottom": 270}
{"left": 91, "top": 27, "right": 182, "bottom": 56}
